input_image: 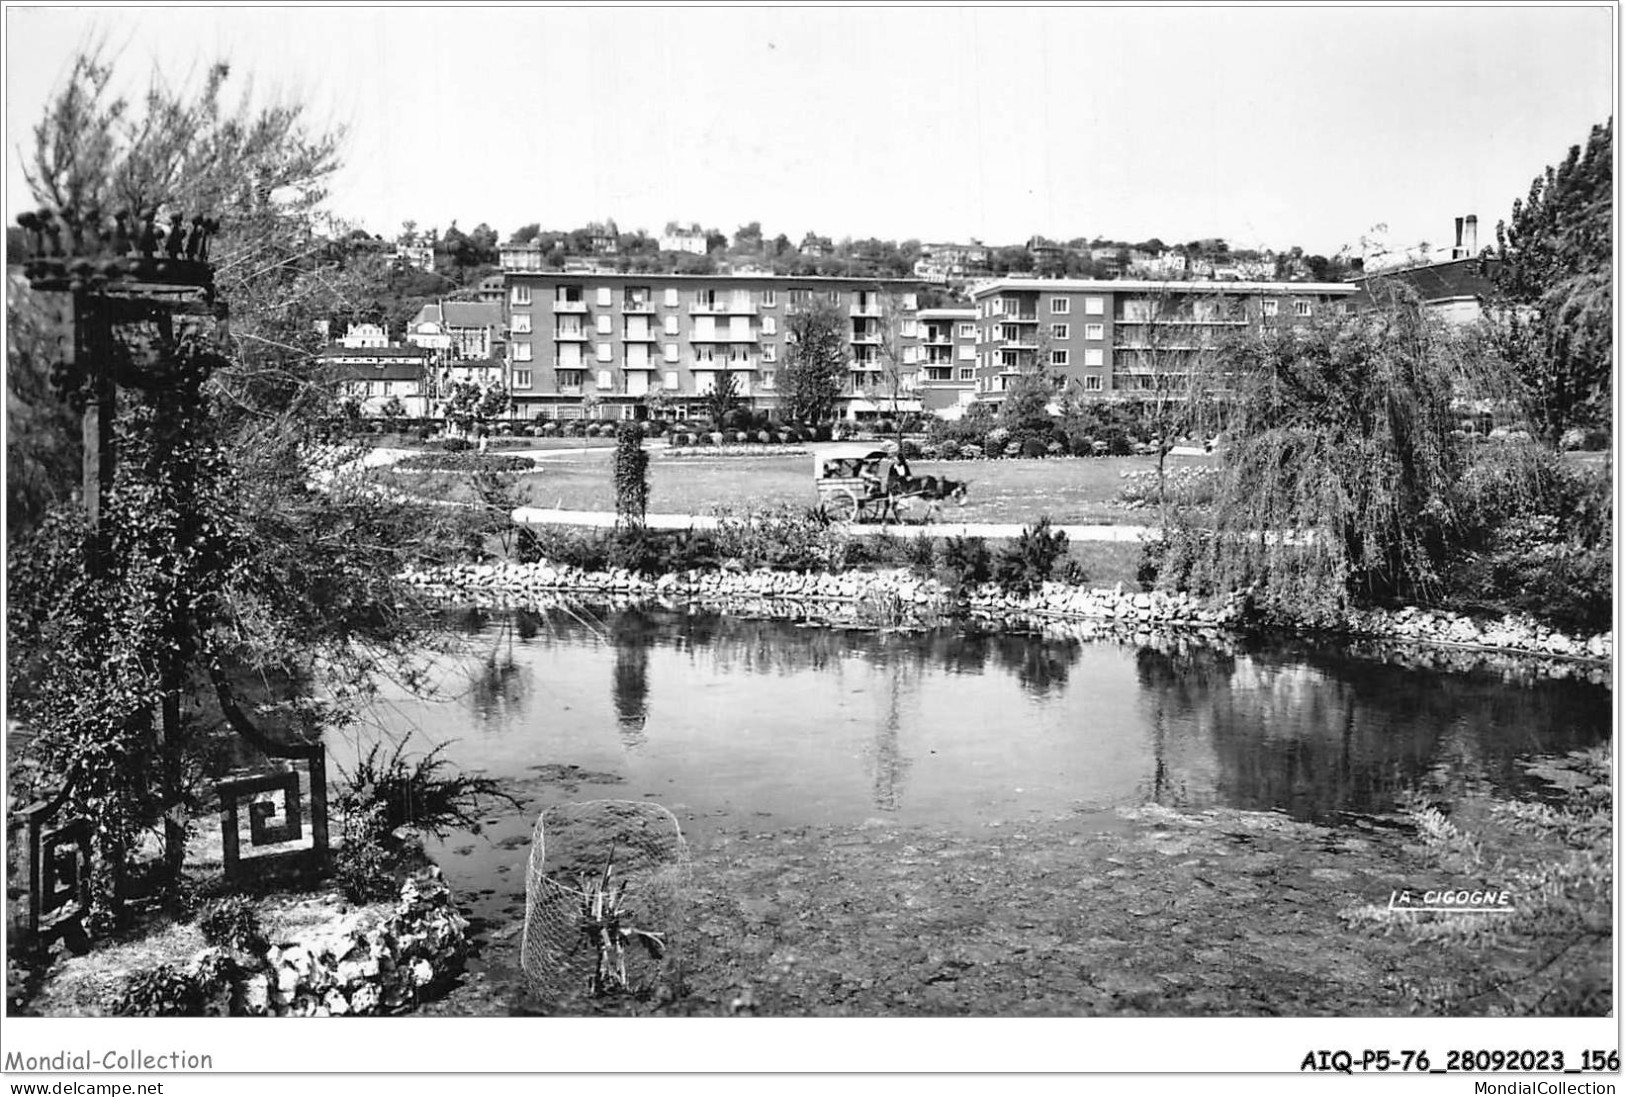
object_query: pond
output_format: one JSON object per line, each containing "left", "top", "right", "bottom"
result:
{"left": 337, "top": 604, "right": 1611, "bottom": 964}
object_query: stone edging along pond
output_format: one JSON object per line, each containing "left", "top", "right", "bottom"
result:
{"left": 402, "top": 560, "right": 1613, "bottom": 674}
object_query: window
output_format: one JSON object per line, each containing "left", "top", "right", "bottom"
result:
{"left": 1084, "top": 375, "right": 1103, "bottom": 392}
{"left": 596, "top": 287, "right": 612, "bottom": 307}
{"left": 664, "top": 287, "right": 679, "bottom": 307}
{"left": 1085, "top": 323, "right": 1104, "bottom": 341}
{"left": 761, "top": 290, "right": 777, "bottom": 307}
{"left": 761, "top": 371, "right": 776, "bottom": 389}
{"left": 901, "top": 318, "right": 918, "bottom": 337}
{"left": 510, "top": 313, "right": 531, "bottom": 334}
{"left": 958, "top": 367, "right": 976, "bottom": 381}
{"left": 512, "top": 342, "right": 533, "bottom": 362}
{"left": 999, "top": 350, "right": 1018, "bottom": 368}
{"left": 664, "top": 371, "right": 679, "bottom": 389}
{"left": 1084, "top": 348, "right": 1104, "bottom": 367}
{"left": 596, "top": 343, "right": 611, "bottom": 362}
{"left": 958, "top": 323, "right": 975, "bottom": 339}
{"left": 1050, "top": 297, "right": 1071, "bottom": 314}
{"left": 558, "top": 370, "right": 584, "bottom": 388}
{"left": 1051, "top": 350, "right": 1069, "bottom": 366}
{"left": 512, "top": 369, "right": 533, "bottom": 389}
{"left": 958, "top": 344, "right": 975, "bottom": 361}
{"left": 597, "top": 370, "right": 612, "bottom": 388}
{"left": 902, "top": 293, "right": 918, "bottom": 310}
{"left": 595, "top": 314, "right": 612, "bottom": 335}
{"left": 762, "top": 315, "right": 777, "bottom": 335}
{"left": 624, "top": 287, "right": 651, "bottom": 310}
{"left": 828, "top": 290, "right": 841, "bottom": 304}
{"left": 1084, "top": 296, "right": 1104, "bottom": 316}
{"left": 663, "top": 343, "right": 678, "bottom": 362}
{"left": 1262, "top": 299, "right": 1279, "bottom": 317}
{"left": 1294, "top": 299, "right": 1312, "bottom": 317}
{"left": 762, "top": 343, "right": 777, "bottom": 362}
{"left": 1051, "top": 323, "right": 1069, "bottom": 340}
{"left": 787, "top": 289, "right": 807, "bottom": 307}
{"left": 663, "top": 314, "right": 679, "bottom": 335}
{"left": 511, "top": 284, "right": 531, "bottom": 306}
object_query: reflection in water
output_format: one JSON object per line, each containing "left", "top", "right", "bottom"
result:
{"left": 1135, "top": 637, "right": 1610, "bottom": 819}
{"left": 421, "top": 605, "right": 1610, "bottom": 826}
{"left": 464, "top": 611, "right": 533, "bottom": 725}
{"left": 609, "top": 614, "right": 653, "bottom": 748}
{"left": 867, "top": 657, "right": 916, "bottom": 812}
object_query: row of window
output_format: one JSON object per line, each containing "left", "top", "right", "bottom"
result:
{"left": 509, "top": 370, "right": 781, "bottom": 393}
{"left": 514, "top": 284, "right": 920, "bottom": 311}
{"left": 982, "top": 295, "right": 1317, "bottom": 319}
{"left": 524, "top": 314, "right": 787, "bottom": 338}
{"left": 512, "top": 342, "right": 785, "bottom": 364}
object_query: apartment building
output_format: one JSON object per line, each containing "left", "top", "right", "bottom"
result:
{"left": 499, "top": 269, "right": 927, "bottom": 421}
{"left": 914, "top": 308, "right": 979, "bottom": 413}
{"left": 968, "top": 279, "right": 1357, "bottom": 403}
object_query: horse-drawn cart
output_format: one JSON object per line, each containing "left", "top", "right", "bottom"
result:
{"left": 813, "top": 444, "right": 965, "bottom": 524}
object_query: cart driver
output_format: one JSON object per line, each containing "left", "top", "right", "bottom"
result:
{"left": 869, "top": 452, "right": 915, "bottom": 496}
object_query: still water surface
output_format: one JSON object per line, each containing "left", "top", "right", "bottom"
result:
{"left": 344, "top": 604, "right": 1610, "bottom": 836}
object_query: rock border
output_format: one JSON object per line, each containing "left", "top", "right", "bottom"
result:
{"left": 403, "top": 560, "right": 1612, "bottom": 672}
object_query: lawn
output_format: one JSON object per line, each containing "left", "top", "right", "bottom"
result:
{"left": 506, "top": 449, "right": 1217, "bottom": 526}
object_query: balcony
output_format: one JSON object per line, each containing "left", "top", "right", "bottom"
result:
{"left": 849, "top": 302, "right": 882, "bottom": 318}
{"left": 557, "top": 385, "right": 584, "bottom": 396}
{"left": 850, "top": 333, "right": 882, "bottom": 345}
{"left": 622, "top": 329, "right": 658, "bottom": 342}
{"left": 552, "top": 300, "right": 588, "bottom": 314}
{"left": 725, "top": 358, "right": 758, "bottom": 371}
{"left": 621, "top": 300, "right": 656, "bottom": 314}
{"left": 621, "top": 360, "right": 659, "bottom": 371}
{"left": 553, "top": 329, "right": 589, "bottom": 342}
{"left": 690, "top": 301, "right": 757, "bottom": 315}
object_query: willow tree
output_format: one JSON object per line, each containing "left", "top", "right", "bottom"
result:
{"left": 1165, "top": 282, "right": 1524, "bottom": 621}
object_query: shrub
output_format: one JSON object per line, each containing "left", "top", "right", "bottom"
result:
{"left": 757, "top": 430, "right": 772, "bottom": 444}
{"left": 985, "top": 427, "right": 1011, "bottom": 453}
{"left": 1046, "top": 441, "right": 1065, "bottom": 457}
{"left": 119, "top": 964, "right": 210, "bottom": 1017}
{"left": 1003, "top": 441, "right": 1023, "bottom": 458}
{"left": 196, "top": 896, "right": 267, "bottom": 953}
{"left": 905, "top": 535, "right": 937, "bottom": 578}
{"left": 959, "top": 444, "right": 983, "bottom": 460}
{"left": 709, "top": 432, "right": 725, "bottom": 447}
{"left": 937, "top": 439, "right": 960, "bottom": 461}
{"left": 442, "top": 437, "right": 473, "bottom": 453}
{"left": 339, "top": 742, "right": 517, "bottom": 840}
{"left": 899, "top": 439, "right": 922, "bottom": 461}
{"left": 1022, "top": 438, "right": 1049, "bottom": 458}
{"left": 710, "top": 504, "right": 848, "bottom": 572}
{"left": 938, "top": 535, "right": 991, "bottom": 596}
{"left": 995, "top": 517, "right": 1069, "bottom": 595}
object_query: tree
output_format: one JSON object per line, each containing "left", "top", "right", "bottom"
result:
{"left": 1117, "top": 286, "right": 1235, "bottom": 525}
{"left": 1487, "top": 118, "right": 1612, "bottom": 443}
{"left": 1164, "top": 283, "right": 1522, "bottom": 620}
{"left": 8, "top": 50, "right": 474, "bottom": 909}
{"left": 613, "top": 423, "right": 650, "bottom": 527}
{"left": 704, "top": 368, "right": 740, "bottom": 429}
{"left": 782, "top": 299, "right": 849, "bottom": 426}
{"left": 732, "top": 221, "right": 764, "bottom": 253}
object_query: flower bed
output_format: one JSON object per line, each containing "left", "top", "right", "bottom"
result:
{"left": 394, "top": 453, "right": 536, "bottom": 473}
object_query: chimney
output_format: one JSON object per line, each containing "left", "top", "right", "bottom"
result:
{"left": 1453, "top": 215, "right": 1478, "bottom": 259}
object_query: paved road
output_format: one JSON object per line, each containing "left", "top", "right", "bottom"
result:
{"left": 510, "top": 506, "right": 1156, "bottom": 543}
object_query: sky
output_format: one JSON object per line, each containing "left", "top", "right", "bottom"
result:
{"left": 3, "top": 5, "right": 1616, "bottom": 259}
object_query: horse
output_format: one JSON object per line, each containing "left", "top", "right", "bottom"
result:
{"left": 892, "top": 474, "right": 969, "bottom": 523}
